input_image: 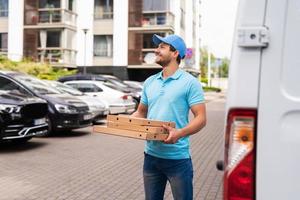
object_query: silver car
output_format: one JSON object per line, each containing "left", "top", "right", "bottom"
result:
{"left": 64, "top": 80, "right": 137, "bottom": 114}
{"left": 45, "top": 80, "right": 109, "bottom": 123}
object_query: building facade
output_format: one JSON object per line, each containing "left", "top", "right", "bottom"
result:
{"left": 0, "top": 0, "right": 201, "bottom": 80}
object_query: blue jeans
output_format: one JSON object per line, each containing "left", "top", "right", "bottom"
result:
{"left": 143, "top": 153, "right": 193, "bottom": 200}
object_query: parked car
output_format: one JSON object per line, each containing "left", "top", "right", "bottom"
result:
{"left": 44, "top": 80, "right": 109, "bottom": 124}
{"left": 102, "top": 74, "right": 142, "bottom": 92}
{"left": 58, "top": 74, "right": 106, "bottom": 82}
{"left": 0, "top": 71, "right": 93, "bottom": 135}
{"left": 102, "top": 74, "right": 141, "bottom": 103}
{"left": 58, "top": 74, "right": 141, "bottom": 103}
{"left": 123, "top": 80, "right": 143, "bottom": 90}
{"left": 0, "top": 90, "right": 48, "bottom": 143}
{"left": 64, "top": 80, "right": 136, "bottom": 114}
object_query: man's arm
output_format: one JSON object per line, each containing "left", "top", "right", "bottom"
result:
{"left": 131, "top": 103, "right": 148, "bottom": 118}
{"left": 163, "top": 103, "right": 206, "bottom": 144}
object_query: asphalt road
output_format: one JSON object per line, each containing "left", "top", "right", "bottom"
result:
{"left": 0, "top": 94, "right": 225, "bottom": 200}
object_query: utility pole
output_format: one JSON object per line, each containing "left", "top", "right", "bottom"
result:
{"left": 216, "top": 58, "right": 222, "bottom": 89}
{"left": 82, "top": 28, "right": 89, "bottom": 74}
{"left": 207, "top": 48, "right": 211, "bottom": 87}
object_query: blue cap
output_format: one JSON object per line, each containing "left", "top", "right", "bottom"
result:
{"left": 152, "top": 34, "right": 187, "bottom": 59}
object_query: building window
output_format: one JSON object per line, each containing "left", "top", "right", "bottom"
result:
{"left": 68, "top": 0, "right": 75, "bottom": 11}
{"left": 0, "top": 33, "right": 8, "bottom": 51}
{"left": 0, "top": 0, "right": 8, "bottom": 17}
{"left": 46, "top": 31, "right": 61, "bottom": 47}
{"left": 94, "top": 0, "right": 113, "bottom": 19}
{"left": 143, "top": 0, "right": 169, "bottom": 11}
{"left": 39, "top": 0, "right": 61, "bottom": 8}
{"left": 143, "top": 33, "right": 165, "bottom": 49}
{"left": 142, "top": 13, "right": 167, "bottom": 26}
{"left": 94, "top": 35, "right": 113, "bottom": 57}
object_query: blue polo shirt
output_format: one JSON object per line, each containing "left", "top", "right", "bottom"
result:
{"left": 141, "top": 69, "right": 205, "bottom": 159}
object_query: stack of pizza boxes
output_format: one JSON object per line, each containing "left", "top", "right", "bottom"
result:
{"left": 93, "top": 115, "right": 175, "bottom": 140}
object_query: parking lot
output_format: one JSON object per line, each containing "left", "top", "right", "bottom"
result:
{"left": 0, "top": 93, "right": 225, "bottom": 200}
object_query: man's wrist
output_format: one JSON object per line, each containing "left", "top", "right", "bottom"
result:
{"left": 177, "top": 128, "right": 185, "bottom": 138}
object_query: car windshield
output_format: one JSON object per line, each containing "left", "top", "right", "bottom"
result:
{"left": 107, "top": 79, "right": 128, "bottom": 88}
{"left": 0, "top": 89, "right": 32, "bottom": 99}
{"left": 52, "top": 82, "right": 83, "bottom": 96}
{"left": 12, "top": 75, "right": 60, "bottom": 95}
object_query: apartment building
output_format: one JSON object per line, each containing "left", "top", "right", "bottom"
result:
{"left": 0, "top": 0, "right": 201, "bottom": 80}
{"left": 0, "top": 0, "right": 8, "bottom": 56}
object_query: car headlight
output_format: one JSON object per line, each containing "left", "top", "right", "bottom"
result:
{"left": 0, "top": 104, "right": 22, "bottom": 119}
{"left": 0, "top": 104, "right": 21, "bottom": 113}
{"left": 89, "top": 105, "right": 104, "bottom": 111}
{"left": 54, "top": 104, "right": 78, "bottom": 114}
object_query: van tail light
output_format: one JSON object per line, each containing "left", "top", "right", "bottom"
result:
{"left": 224, "top": 108, "right": 256, "bottom": 200}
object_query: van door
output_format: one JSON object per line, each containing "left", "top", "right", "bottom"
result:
{"left": 257, "top": 0, "right": 300, "bottom": 199}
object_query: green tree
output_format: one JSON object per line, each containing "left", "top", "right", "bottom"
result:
{"left": 200, "top": 47, "right": 216, "bottom": 79}
{"left": 199, "top": 48, "right": 230, "bottom": 78}
{"left": 220, "top": 57, "right": 229, "bottom": 77}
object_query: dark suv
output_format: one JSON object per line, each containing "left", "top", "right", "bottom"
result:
{"left": 0, "top": 71, "right": 93, "bottom": 135}
{"left": 0, "top": 90, "right": 48, "bottom": 142}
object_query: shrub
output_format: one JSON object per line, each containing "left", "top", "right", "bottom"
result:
{"left": 203, "top": 86, "right": 221, "bottom": 93}
{"left": 0, "top": 56, "right": 77, "bottom": 80}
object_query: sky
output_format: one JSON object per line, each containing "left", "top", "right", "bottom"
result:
{"left": 200, "top": 0, "right": 239, "bottom": 59}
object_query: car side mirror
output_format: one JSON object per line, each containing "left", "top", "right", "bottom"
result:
{"left": 95, "top": 88, "right": 103, "bottom": 92}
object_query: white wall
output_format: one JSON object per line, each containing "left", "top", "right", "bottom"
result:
{"left": 211, "top": 78, "right": 228, "bottom": 90}
{"left": 184, "top": 0, "right": 193, "bottom": 48}
{"left": 8, "top": 0, "right": 23, "bottom": 61}
{"left": 76, "top": 0, "right": 94, "bottom": 66}
{"left": 113, "top": 0, "right": 128, "bottom": 66}
{"left": 0, "top": 18, "right": 8, "bottom": 32}
{"left": 195, "top": 0, "right": 201, "bottom": 70}
{"left": 170, "top": 0, "right": 181, "bottom": 35}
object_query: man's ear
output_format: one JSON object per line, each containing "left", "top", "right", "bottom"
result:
{"left": 173, "top": 50, "right": 180, "bottom": 59}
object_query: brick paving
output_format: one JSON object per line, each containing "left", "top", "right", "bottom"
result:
{"left": 0, "top": 93, "right": 225, "bottom": 200}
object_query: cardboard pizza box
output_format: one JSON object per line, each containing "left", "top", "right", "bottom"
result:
{"left": 93, "top": 115, "right": 173, "bottom": 140}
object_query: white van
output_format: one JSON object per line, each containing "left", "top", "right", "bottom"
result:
{"left": 220, "top": 0, "right": 300, "bottom": 199}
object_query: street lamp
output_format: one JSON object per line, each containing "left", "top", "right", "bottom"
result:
{"left": 215, "top": 58, "right": 222, "bottom": 89}
{"left": 82, "top": 28, "right": 89, "bottom": 74}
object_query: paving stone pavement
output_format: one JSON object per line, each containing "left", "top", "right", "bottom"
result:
{"left": 0, "top": 92, "right": 225, "bottom": 200}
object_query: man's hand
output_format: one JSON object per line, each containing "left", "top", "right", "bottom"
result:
{"left": 163, "top": 124, "right": 182, "bottom": 144}
{"left": 131, "top": 103, "right": 148, "bottom": 118}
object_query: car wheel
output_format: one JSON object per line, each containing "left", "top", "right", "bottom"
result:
{"left": 43, "top": 116, "right": 53, "bottom": 137}
{"left": 132, "top": 98, "right": 139, "bottom": 109}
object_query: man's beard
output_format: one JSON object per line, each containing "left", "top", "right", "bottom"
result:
{"left": 155, "top": 56, "right": 172, "bottom": 67}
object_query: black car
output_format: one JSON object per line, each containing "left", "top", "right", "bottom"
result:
{"left": 58, "top": 74, "right": 141, "bottom": 103}
{"left": 0, "top": 71, "right": 93, "bottom": 135}
{"left": 0, "top": 90, "right": 48, "bottom": 142}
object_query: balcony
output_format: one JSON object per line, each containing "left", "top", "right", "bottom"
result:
{"left": 37, "top": 48, "right": 76, "bottom": 68}
{"left": 129, "top": 11, "right": 174, "bottom": 32}
{"left": 94, "top": 11, "right": 113, "bottom": 20}
{"left": 24, "top": 8, "right": 77, "bottom": 30}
